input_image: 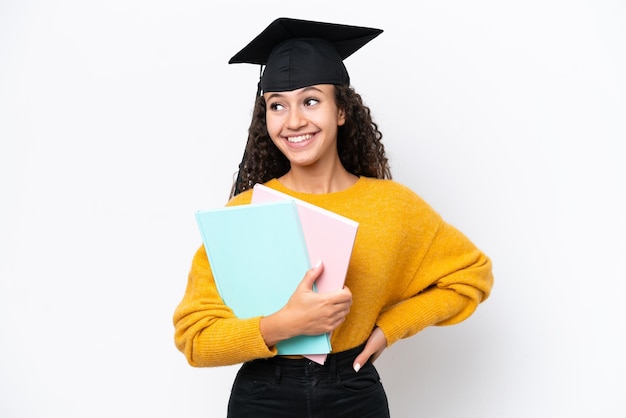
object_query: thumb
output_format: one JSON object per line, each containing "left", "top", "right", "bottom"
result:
{"left": 299, "top": 260, "right": 323, "bottom": 291}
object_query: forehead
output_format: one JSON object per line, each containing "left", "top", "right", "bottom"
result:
{"left": 263, "top": 84, "right": 336, "bottom": 99}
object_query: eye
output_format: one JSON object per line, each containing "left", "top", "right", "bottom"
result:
{"left": 304, "top": 98, "right": 320, "bottom": 107}
{"left": 268, "top": 102, "right": 285, "bottom": 111}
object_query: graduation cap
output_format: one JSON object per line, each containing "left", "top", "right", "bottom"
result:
{"left": 229, "top": 17, "right": 383, "bottom": 94}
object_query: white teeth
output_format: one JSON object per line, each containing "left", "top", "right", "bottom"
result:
{"left": 287, "top": 134, "right": 312, "bottom": 143}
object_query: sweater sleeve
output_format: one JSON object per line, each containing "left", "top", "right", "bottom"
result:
{"left": 172, "top": 246, "right": 277, "bottom": 367}
{"left": 172, "top": 191, "right": 277, "bottom": 367}
{"left": 376, "top": 220, "right": 493, "bottom": 346}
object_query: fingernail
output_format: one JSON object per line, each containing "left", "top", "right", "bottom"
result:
{"left": 314, "top": 260, "right": 322, "bottom": 268}
{"left": 353, "top": 363, "right": 361, "bottom": 373}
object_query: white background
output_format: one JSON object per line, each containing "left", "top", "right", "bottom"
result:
{"left": 1, "top": 1, "right": 625, "bottom": 417}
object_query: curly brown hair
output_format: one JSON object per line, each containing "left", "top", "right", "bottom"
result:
{"left": 231, "top": 84, "right": 391, "bottom": 197}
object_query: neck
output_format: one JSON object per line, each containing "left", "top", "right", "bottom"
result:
{"left": 279, "top": 164, "right": 358, "bottom": 194}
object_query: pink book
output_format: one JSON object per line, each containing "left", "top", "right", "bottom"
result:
{"left": 251, "top": 183, "right": 359, "bottom": 364}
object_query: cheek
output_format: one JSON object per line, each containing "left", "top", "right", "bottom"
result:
{"left": 265, "top": 114, "right": 281, "bottom": 137}
{"left": 265, "top": 119, "right": 283, "bottom": 148}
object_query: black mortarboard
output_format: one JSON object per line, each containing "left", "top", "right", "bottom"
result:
{"left": 229, "top": 17, "right": 383, "bottom": 94}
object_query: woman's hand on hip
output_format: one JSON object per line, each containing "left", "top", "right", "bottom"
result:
{"left": 353, "top": 327, "right": 387, "bottom": 373}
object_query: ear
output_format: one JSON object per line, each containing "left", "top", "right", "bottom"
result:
{"left": 337, "top": 107, "right": 346, "bottom": 126}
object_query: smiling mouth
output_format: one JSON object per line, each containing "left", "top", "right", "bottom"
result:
{"left": 286, "top": 134, "right": 314, "bottom": 143}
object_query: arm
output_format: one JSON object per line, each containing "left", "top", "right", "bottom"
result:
{"left": 377, "top": 221, "right": 493, "bottom": 346}
{"left": 353, "top": 221, "right": 492, "bottom": 370}
{"left": 173, "top": 247, "right": 275, "bottom": 367}
{"left": 173, "top": 250, "right": 353, "bottom": 367}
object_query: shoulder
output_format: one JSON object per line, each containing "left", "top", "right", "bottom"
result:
{"left": 358, "top": 177, "right": 435, "bottom": 212}
{"left": 351, "top": 178, "right": 444, "bottom": 244}
{"left": 359, "top": 177, "right": 415, "bottom": 194}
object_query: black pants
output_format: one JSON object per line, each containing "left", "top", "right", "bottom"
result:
{"left": 227, "top": 344, "right": 390, "bottom": 418}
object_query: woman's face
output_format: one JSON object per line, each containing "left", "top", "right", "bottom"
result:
{"left": 263, "top": 84, "right": 345, "bottom": 170}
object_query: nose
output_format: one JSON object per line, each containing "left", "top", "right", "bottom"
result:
{"left": 286, "top": 107, "right": 307, "bottom": 129}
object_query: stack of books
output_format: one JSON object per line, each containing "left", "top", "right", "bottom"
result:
{"left": 195, "top": 184, "right": 358, "bottom": 364}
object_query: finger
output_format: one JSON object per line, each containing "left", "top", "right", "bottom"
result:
{"left": 352, "top": 348, "right": 372, "bottom": 373}
{"left": 299, "top": 260, "right": 323, "bottom": 290}
{"left": 329, "top": 286, "right": 352, "bottom": 304}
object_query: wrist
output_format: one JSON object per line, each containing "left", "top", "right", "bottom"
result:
{"left": 260, "top": 311, "right": 295, "bottom": 348}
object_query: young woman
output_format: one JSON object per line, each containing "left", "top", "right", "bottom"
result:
{"left": 173, "top": 18, "right": 494, "bottom": 418}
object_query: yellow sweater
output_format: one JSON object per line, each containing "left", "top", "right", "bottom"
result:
{"left": 173, "top": 177, "right": 493, "bottom": 367}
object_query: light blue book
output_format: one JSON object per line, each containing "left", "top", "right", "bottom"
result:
{"left": 195, "top": 201, "right": 331, "bottom": 357}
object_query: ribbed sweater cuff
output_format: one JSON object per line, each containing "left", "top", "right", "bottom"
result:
{"left": 193, "top": 317, "right": 276, "bottom": 366}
